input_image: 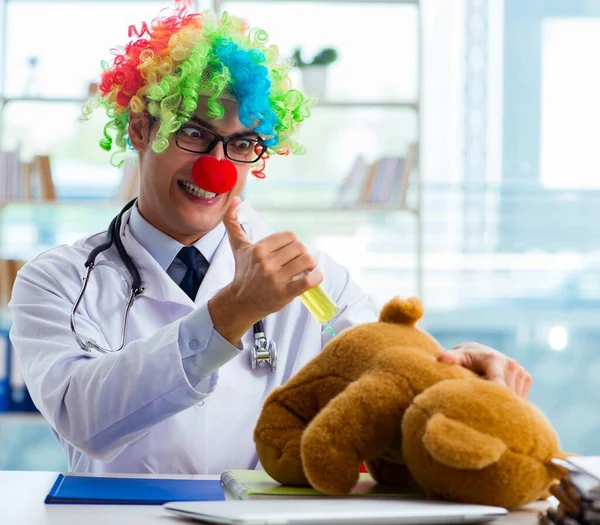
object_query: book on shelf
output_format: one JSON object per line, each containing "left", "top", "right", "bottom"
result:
{"left": 0, "top": 148, "right": 22, "bottom": 201}
{"left": 1, "top": 153, "right": 56, "bottom": 202}
{"left": 1, "top": 152, "right": 139, "bottom": 204}
{"left": 335, "top": 155, "right": 368, "bottom": 208}
{"left": 22, "top": 155, "right": 56, "bottom": 201}
{"left": 0, "top": 259, "right": 25, "bottom": 305}
{"left": 335, "top": 142, "right": 417, "bottom": 209}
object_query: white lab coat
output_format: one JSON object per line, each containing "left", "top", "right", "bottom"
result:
{"left": 8, "top": 203, "right": 376, "bottom": 474}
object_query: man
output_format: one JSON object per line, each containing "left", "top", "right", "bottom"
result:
{"left": 8, "top": 4, "right": 531, "bottom": 474}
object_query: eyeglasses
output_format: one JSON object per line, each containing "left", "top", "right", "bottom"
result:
{"left": 175, "top": 124, "right": 267, "bottom": 164}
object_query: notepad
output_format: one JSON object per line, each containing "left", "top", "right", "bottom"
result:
{"left": 45, "top": 474, "right": 225, "bottom": 505}
{"left": 220, "top": 469, "right": 422, "bottom": 500}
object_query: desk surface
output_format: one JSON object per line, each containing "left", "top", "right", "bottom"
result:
{"left": 1, "top": 471, "right": 550, "bottom": 525}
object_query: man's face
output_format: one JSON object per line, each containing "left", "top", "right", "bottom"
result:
{"left": 129, "top": 97, "right": 257, "bottom": 243}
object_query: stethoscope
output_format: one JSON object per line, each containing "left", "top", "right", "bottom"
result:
{"left": 70, "top": 156, "right": 278, "bottom": 372}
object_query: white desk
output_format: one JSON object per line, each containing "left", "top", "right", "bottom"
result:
{"left": 1, "top": 471, "right": 550, "bottom": 525}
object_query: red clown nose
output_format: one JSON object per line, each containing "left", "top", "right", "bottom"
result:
{"left": 192, "top": 156, "right": 238, "bottom": 194}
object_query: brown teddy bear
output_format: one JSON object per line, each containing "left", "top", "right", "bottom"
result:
{"left": 254, "top": 297, "right": 566, "bottom": 509}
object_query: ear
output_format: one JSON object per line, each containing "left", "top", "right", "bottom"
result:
{"left": 379, "top": 296, "right": 424, "bottom": 326}
{"left": 422, "top": 413, "right": 507, "bottom": 470}
{"left": 128, "top": 112, "right": 152, "bottom": 153}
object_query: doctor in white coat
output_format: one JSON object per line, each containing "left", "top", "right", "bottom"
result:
{"left": 8, "top": 9, "right": 532, "bottom": 475}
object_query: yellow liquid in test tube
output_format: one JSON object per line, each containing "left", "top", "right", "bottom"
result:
{"left": 299, "top": 286, "right": 338, "bottom": 336}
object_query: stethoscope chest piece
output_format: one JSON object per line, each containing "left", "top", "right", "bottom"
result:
{"left": 250, "top": 326, "right": 277, "bottom": 372}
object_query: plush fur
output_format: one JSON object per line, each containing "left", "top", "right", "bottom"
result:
{"left": 254, "top": 297, "right": 566, "bottom": 509}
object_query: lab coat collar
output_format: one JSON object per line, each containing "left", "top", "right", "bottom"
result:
{"left": 115, "top": 200, "right": 265, "bottom": 307}
{"left": 128, "top": 204, "right": 226, "bottom": 270}
{"left": 127, "top": 205, "right": 183, "bottom": 272}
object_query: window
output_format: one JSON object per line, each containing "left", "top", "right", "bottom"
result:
{"left": 540, "top": 18, "right": 600, "bottom": 189}
{"left": 4, "top": 2, "right": 170, "bottom": 98}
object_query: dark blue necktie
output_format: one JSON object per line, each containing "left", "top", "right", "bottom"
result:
{"left": 177, "top": 246, "right": 208, "bottom": 301}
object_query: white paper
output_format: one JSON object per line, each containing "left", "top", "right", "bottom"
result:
{"left": 568, "top": 456, "right": 600, "bottom": 481}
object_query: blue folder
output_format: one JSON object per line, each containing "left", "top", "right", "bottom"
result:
{"left": 45, "top": 474, "right": 225, "bottom": 505}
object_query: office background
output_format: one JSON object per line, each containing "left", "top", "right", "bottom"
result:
{"left": 0, "top": 0, "right": 598, "bottom": 470}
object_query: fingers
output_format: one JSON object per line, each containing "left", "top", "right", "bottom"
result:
{"left": 514, "top": 371, "right": 525, "bottom": 398}
{"left": 287, "top": 269, "right": 324, "bottom": 297}
{"left": 246, "top": 232, "right": 306, "bottom": 272}
{"left": 503, "top": 359, "right": 532, "bottom": 398}
{"left": 226, "top": 219, "right": 324, "bottom": 319}
{"left": 270, "top": 238, "right": 309, "bottom": 269}
{"left": 514, "top": 366, "right": 533, "bottom": 398}
{"left": 522, "top": 371, "right": 533, "bottom": 398}
{"left": 222, "top": 197, "right": 251, "bottom": 251}
{"left": 440, "top": 342, "right": 532, "bottom": 398}
{"left": 255, "top": 233, "right": 318, "bottom": 287}
{"left": 223, "top": 196, "right": 241, "bottom": 224}
{"left": 282, "top": 254, "right": 317, "bottom": 282}
{"left": 260, "top": 231, "right": 299, "bottom": 253}
{"left": 482, "top": 354, "right": 507, "bottom": 388}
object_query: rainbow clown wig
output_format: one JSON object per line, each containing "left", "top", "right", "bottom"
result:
{"left": 82, "top": 0, "right": 314, "bottom": 177}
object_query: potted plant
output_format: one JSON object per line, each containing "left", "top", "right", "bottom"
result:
{"left": 291, "top": 47, "right": 338, "bottom": 100}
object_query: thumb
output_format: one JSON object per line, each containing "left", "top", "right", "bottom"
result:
{"left": 223, "top": 197, "right": 251, "bottom": 250}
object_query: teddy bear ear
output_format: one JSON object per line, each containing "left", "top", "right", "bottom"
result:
{"left": 423, "top": 413, "right": 507, "bottom": 470}
{"left": 379, "top": 296, "right": 424, "bottom": 326}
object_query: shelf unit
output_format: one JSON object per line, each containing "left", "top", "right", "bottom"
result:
{"left": 0, "top": 200, "right": 417, "bottom": 213}
{"left": 212, "top": 0, "right": 419, "bottom": 7}
{"left": 0, "top": 96, "right": 85, "bottom": 104}
{"left": 0, "top": 96, "right": 417, "bottom": 108}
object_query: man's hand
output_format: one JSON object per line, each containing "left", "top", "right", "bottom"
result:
{"left": 437, "top": 342, "right": 532, "bottom": 398}
{"left": 209, "top": 197, "right": 322, "bottom": 344}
